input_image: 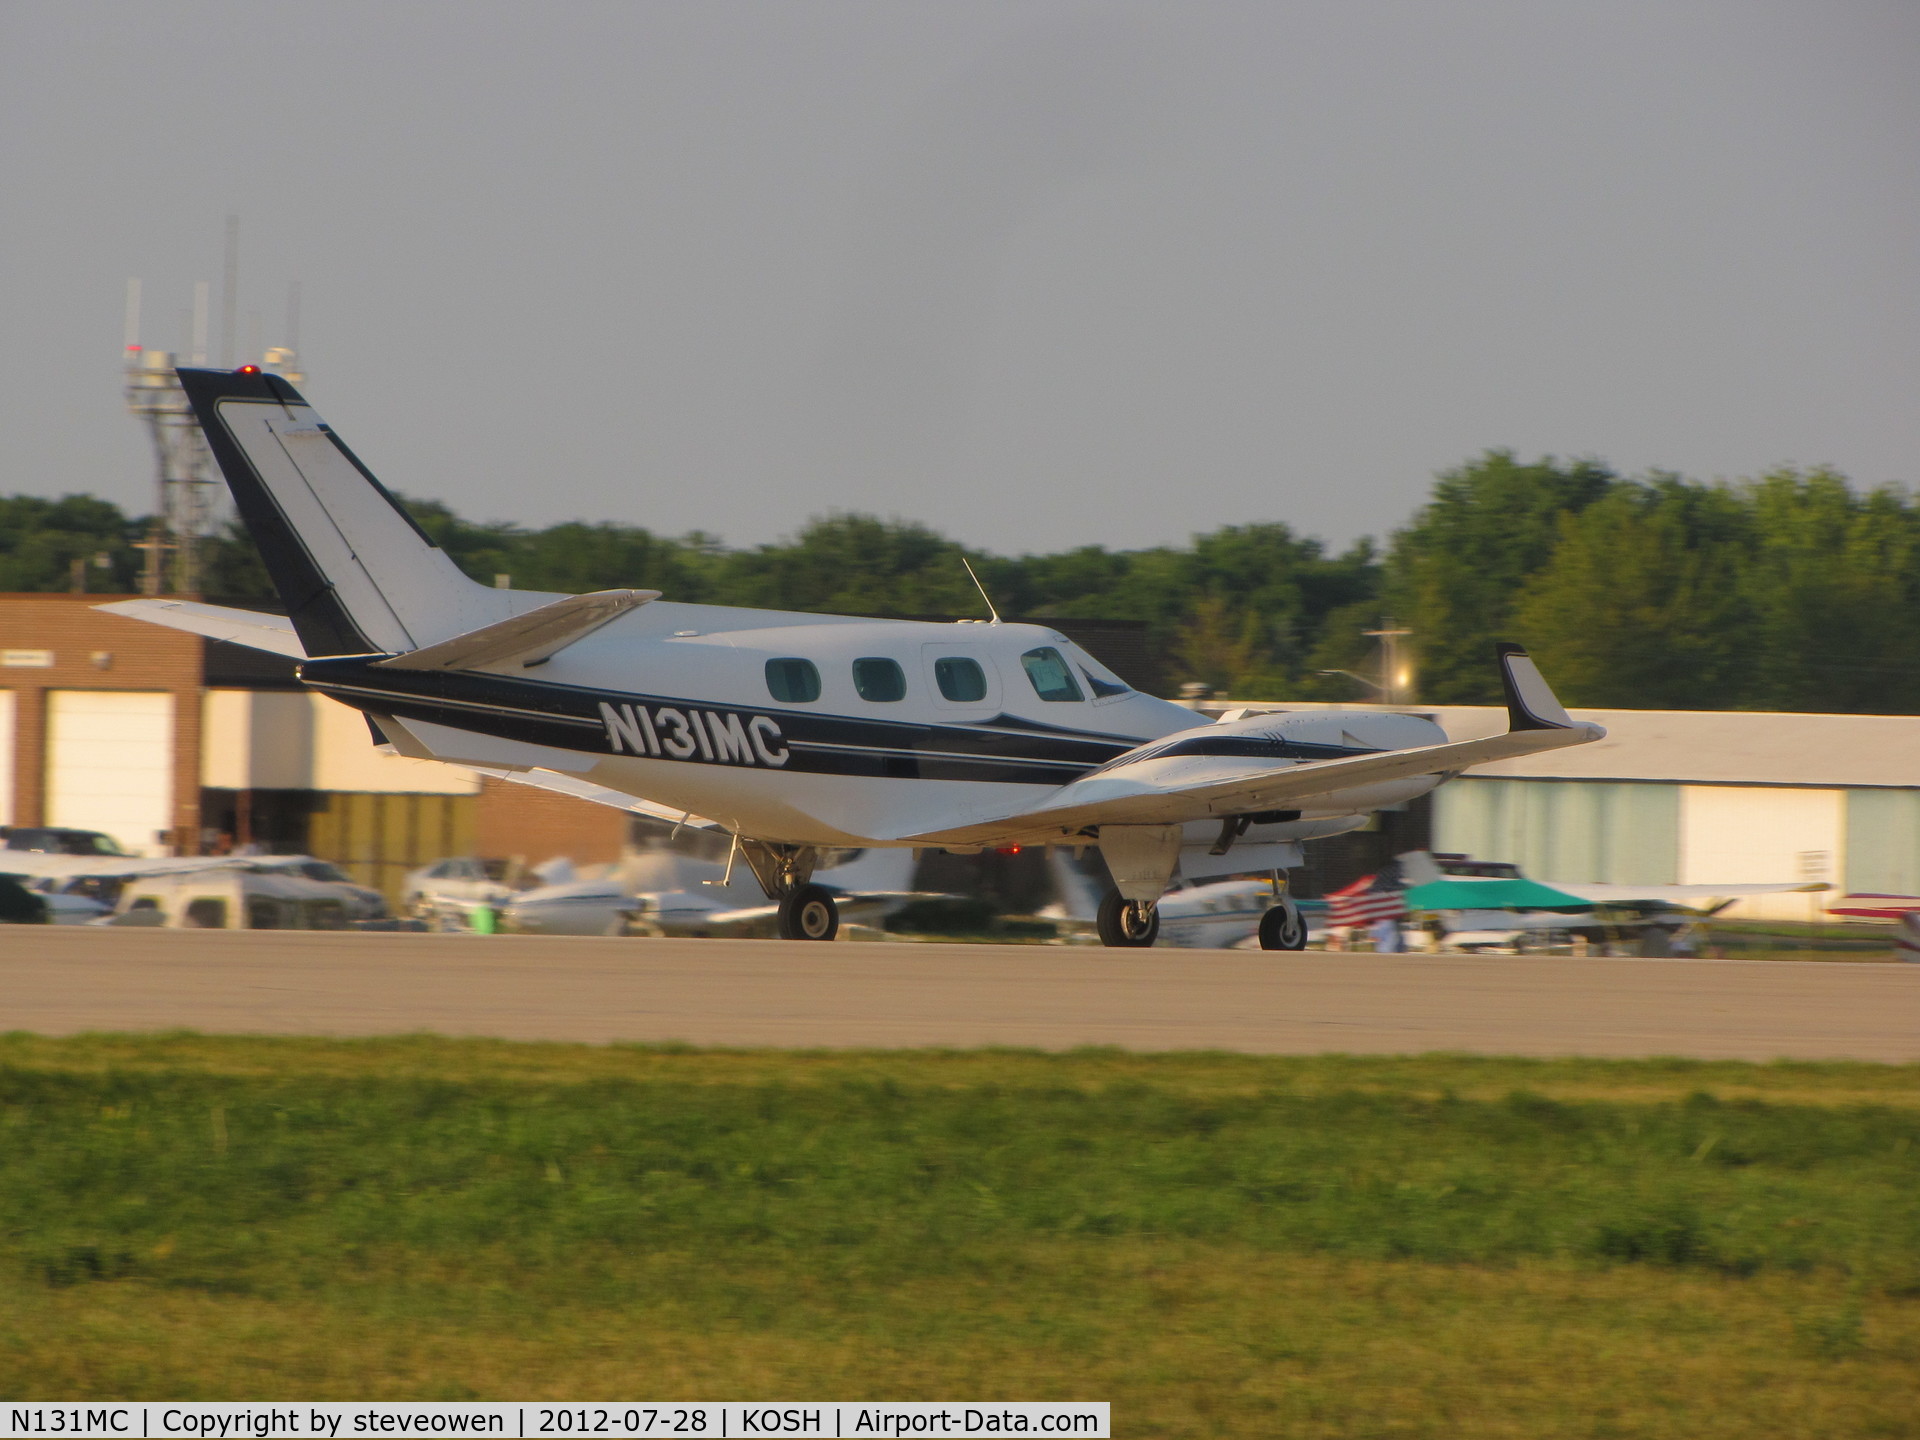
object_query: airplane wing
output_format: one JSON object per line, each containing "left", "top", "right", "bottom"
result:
{"left": 893, "top": 645, "right": 1603, "bottom": 846}
{"left": 1548, "top": 881, "right": 1829, "bottom": 903}
{"left": 0, "top": 853, "right": 244, "bottom": 881}
{"left": 94, "top": 599, "right": 306, "bottom": 659}
{"left": 375, "top": 589, "right": 658, "bottom": 672}
{"left": 463, "top": 764, "right": 720, "bottom": 830}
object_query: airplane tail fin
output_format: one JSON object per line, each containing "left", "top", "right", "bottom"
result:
{"left": 177, "top": 366, "right": 521, "bottom": 657}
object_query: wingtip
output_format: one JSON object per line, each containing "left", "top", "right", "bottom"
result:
{"left": 1496, "top": 641, "right": 1576, "bottom": 731}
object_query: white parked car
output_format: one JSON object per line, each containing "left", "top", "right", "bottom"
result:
{"left": 402, "top": 857, "right": 516, "bottom": 917}
{"left": 94, "top": 866, "right": 355, "bottom": 930}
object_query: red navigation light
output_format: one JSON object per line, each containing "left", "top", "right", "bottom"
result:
{"left": 125, "top": 345, "right": 141, "bottom": 353}
{"left": 995, "top": 845, "right": 1022, "bottom": 856}
{"left": 237, "top": 364, "right": 260, "bottom": 375}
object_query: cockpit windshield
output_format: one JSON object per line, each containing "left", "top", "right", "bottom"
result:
{"left": 1020, "top": 647, "right": 1084, "bottom": 702}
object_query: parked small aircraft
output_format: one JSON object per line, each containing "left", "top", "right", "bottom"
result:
{"left": 1043, "top": 847, "right": 1298, "bottom": 949}
{"left": 109, "top": 366, "right": 1604, "bottom": 945}
{"left": 1391, "top": 851, "right": 1828, "bottom": 953}
{"left": 503, "top": 847, "right": 927, "bottom": 937}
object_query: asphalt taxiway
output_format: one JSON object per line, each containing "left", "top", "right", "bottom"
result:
{"left": 2, "top": 927, "right": 1914, "bottom": 1060}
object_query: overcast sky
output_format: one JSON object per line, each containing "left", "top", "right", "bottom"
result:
{"left": 3, "top": 1, "right": 1915, "bottom": 556}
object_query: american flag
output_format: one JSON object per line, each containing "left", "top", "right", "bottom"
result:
{"left": 1326, "top": 867, "right": 1407, "bottom": 927}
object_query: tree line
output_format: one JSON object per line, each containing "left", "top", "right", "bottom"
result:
{"left": 7, "top": 450, "right": 1917, "bottom": 712}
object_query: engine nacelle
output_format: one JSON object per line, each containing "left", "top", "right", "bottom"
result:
{"left": 1085, "top": 707, "right": 1451, "bottom": 893}
{"left": 1227, "top": 706, "right": 1445, "bottom": 752}
{"left": 1142, "top": 708, "right": 1448, "bottom": 875}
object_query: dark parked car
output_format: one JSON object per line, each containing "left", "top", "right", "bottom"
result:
{"left": 0, "top": 827, "right": 128, "bottom": 857}
{"left": 0, "top": 875, "right": 49, "bottom": 924}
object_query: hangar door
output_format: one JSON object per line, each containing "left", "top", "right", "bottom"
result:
{"left": 1846, "top": 789, "right": 1920, "bottom": 896}
{"left": 1434, "top": 778, "right": 1680, "bottom": 885}
{"left": 47, "top": 690, "right": 174, "bottom": 854}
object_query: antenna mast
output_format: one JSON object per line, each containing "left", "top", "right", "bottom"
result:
{"left": 219, "top": 214, "right": 239, "bottom": 368}
{"left": 961, "top": 556, "right": 1001, "bottom": 625}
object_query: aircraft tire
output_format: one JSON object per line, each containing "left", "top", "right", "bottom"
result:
{"left": 778, "top": 884, "right": 839, "bottom": 941}
{"left": 1096, "top": 891, "right": 1159, "bottom": 947}
{"left": 1259, "top": 899, "right": 1309, "bottom": 951}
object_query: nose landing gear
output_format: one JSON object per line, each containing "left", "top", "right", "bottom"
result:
{"left": 777, "top": 883, "right": 839, "bottom": 941}
{"left": 1096, "top": 891, "right": 1160, "bottom": 947}
{"left": 739, "top": 841, "right": 839, "bottom": 941}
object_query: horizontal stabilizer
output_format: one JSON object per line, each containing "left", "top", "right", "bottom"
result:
{"left": 94, "top": 599, "right": 305, "bottom": 659}
{"left": 375, "top": 589, "right": 658, "bottom": 672}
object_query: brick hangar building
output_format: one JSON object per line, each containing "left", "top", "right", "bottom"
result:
{"left": 0, "top": 593, "right": 627, "bottom": 897}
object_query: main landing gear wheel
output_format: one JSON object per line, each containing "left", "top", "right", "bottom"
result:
{"left": 1096, "top": 891, "right": 1160, "bottom": 948}
{"left": 777, "top": 883, "right": 839, "bottom": 941}
{"left": 1259, "top": 897, "right": 1309, "bottom": 951}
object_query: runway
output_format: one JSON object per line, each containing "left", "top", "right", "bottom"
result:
{"left": 3, "top": 927, "right": 1916, "bottom": 1060}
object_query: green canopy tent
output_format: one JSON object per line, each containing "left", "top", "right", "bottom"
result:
{"left": 1402, "top": 877, "right": 1594, "bottom": 913}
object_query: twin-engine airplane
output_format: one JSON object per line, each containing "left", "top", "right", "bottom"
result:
{"left": 109, "top": 366, "right": 1605, "bottom": 946}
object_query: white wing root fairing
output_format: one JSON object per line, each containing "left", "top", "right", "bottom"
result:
{"left": 463, "top": 764, "right": 718, "bottom": 830}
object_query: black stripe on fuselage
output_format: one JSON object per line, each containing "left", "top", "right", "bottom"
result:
{"left": 299, "top": 656, "right": 1142, "bottom": 785}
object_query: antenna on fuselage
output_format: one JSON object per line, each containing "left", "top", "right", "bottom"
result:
{"left": 961, "top": 556, "right": 1001, "bottom": 626}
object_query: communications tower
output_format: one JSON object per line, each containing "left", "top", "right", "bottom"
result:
{"left": 121, "top": 268, "right": 303, "bottom": 595}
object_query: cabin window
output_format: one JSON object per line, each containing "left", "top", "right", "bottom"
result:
{"left": 853, "top": 657, "right": 906, "bottom": 702}
{"left": 1020, "top": 647, "right": 1084, "bottom": 702}
{"left": 934, "top": 656, "right": 988, "bottom": 703}
{"left": 183, "top": 897, "right": 228, "bottom": 929}
{"left": 765, "top": 657, "right": 822, "bottom": 703}
{"left": 247, "top": 897, "right": 284, "bottom": 930}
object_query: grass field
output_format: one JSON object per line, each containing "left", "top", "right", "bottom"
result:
{"left": 2, "top": 1035, "right": 1917, "bottom": 1436}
